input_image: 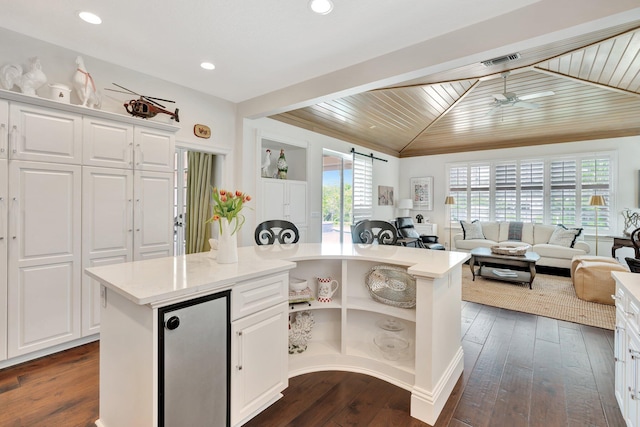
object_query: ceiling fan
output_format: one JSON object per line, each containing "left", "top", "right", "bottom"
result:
{"left": 487, "top": 72, "right": 554, "bottom": 116}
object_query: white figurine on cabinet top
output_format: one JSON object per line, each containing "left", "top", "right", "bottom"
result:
{"left": 261, "top": 149, "right": 272, "bottom": 178}
{"left": 73, "top": 56, "right": 101, "bottom": 109}
{"left": 0, "top": 57, "right": 47, "bottom": 95}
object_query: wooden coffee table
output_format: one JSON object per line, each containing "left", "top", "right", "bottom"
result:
{"left": 469, "top": 247, "right": 540, "bottom": 289}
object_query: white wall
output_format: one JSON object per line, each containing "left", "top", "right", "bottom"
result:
{"left": 240, "top": 117, "right": 400, "bottom": 245}
{"left": 399, "top": 136, "right": 640, "bottom": 253}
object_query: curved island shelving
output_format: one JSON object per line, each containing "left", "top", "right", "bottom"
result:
{"left": 86, "top": 243, "right": 470, "bottom": 427}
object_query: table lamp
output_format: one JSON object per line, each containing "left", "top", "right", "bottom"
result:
{"left": 589, "top": 195, "right": 605, "bottom": 256}
{"left": 398, "top": 198, "right": 413, "bottom": 217}
{"left": 444, "top": 196, "right": 455, "bottom": 250}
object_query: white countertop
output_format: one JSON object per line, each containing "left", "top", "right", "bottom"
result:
{"left": 86, "top": 243, "right": 470, "bottom": 306}
{"left": 613, "top": 270, "right": 640, "bottom": 299}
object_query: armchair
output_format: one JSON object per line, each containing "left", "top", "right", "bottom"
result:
{"left": 395, "top": 217, "right": 445, "bottom": 250}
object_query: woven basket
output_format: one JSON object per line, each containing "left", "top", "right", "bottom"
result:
{"left": 365, "top": 265, "right": 416, "bottom": 308}
{"left": 490, "top": 245, "right": 531, "bottom": 256}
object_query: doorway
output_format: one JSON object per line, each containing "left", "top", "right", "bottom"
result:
{"left": 322, "top": 150, "right": 353, "bottom": 243}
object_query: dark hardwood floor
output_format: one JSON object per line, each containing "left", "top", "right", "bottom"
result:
{"left": 0, "top": 301, "right": 625, "bottom": 427}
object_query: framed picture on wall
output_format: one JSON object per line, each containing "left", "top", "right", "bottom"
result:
{"left": 378, "top": 185, "right": 394, "bottom": 206}
{"left": 410, "top": 177, "right": 433, "bottom": 210}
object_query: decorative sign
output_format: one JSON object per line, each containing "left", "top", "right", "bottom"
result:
{"left": 410, "top": 177, "right": 433, "bottom": 210}
{"left": 194, "top": 124, "right": 211, "bottom": 139}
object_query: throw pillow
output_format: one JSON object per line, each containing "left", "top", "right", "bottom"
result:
{"left": 460, "top": 220, "right": 485, "bottom": 240}
{"left": 548, "top": 224, "right": 583, "bottom": 248}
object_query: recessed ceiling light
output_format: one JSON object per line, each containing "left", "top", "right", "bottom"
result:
{"left": 200, "top": 62, "right": 216, "bottom": 70}
{"left": 309, "top": 0, "right": 334, "bottom": 15}
{"left": 78, "top": 11, "right": 102, "bottom": 25}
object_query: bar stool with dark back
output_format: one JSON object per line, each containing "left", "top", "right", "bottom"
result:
{"left": 351, "top": 220, "right": 398, "bottom": 245}
{"left": 254, "top": 219, "right": 300, "bottom": 245}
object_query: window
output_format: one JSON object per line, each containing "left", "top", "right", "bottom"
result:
{"left": 447, "top": 153, "right": 613, "bottom": 230}
{"left": 352, "top": 154, "right": 373, "bottom": 224}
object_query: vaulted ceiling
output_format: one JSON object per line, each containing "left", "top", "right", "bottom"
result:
{"left": 270, "top": 21, "right": 640, "bottom": 158}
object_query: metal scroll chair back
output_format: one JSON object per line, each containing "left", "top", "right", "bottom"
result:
{"left": 631, "top": 227, "right": 640, "bottom": 259}
{"left": 626, "top": 257, "right": 640, "bottom": 273}
{"left": 254, "top": 220, "right": 300, "bottom": 245}
{"left": 351, "top": 220, "right": 398, "bottom": 245}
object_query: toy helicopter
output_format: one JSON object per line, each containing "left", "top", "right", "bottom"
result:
{"left": 106, "top": 83, "right": 179, "bottom": 122}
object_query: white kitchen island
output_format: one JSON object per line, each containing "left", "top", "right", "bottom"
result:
{"left": 86, "top": 242, "right": 470, "bottom": 427}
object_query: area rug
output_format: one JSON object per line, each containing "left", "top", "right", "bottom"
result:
{"left": 461, "top": 268, "right": 615, "bottom": 330}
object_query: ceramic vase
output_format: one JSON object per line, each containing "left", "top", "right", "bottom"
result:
{"left": 217, "top": 217, "right": 238, "bottom": 264}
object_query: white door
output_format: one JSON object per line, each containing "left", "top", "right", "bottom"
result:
{"left": 134, "top": 170, "right": 174, "bottom": 260}
{"left": 81, "top": 166, "right": 134, "bottom": 336}
{"left": 134, "top": 127, "right": 174, "bottom": 172}
{"left": 231, "top": 302, "right": 288, "bottom": 426}
{"left": 8, "top": 103, "right": 82, "bottom": 164}
{"left": 7, "top": 161, "right": 82, "bottom": 357}
{"left": 628, "top": 330, "right": 640, "bottom": 427}
{"left": 615, "top": 307, "right": 627, "bottom": 413}
{"left": 83, "top": 118, "right": 133, "bottom": 168}
{"left": 0, "top": 159, "right": 7, "bottom": 361}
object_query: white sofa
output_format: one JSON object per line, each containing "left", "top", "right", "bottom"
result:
{"left": 453, "top": 221, "right": 590, "bottom": 269}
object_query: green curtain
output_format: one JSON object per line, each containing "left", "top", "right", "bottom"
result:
{"left": 186, "top": 152, "right": 214, "bottom": 254}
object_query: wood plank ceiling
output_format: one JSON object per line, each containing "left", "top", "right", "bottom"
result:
{"left": 270, "top": 21, "right": 640, "bottom": 158}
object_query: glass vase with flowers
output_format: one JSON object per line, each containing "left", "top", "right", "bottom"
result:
{"left": 207, "top": 188, "right": 251, "bottom": 264}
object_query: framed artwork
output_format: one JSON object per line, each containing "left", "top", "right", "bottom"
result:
{"left": 378, "top": 185, "right": 394, "bottom": 206}
{"left": 410, "top": 177, "right": 433, "bottom": 210}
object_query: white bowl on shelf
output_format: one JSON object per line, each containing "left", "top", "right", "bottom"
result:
{"left": 289, "top": 277, "right": 308, "bottom": 292}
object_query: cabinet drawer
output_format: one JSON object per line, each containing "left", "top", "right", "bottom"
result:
{"left": 615, "top": 285, "right": 628, "bottom": 311}
{"left": 628, "top": 297, "right": 640, "bottom": 335}
{"left": 232, "top": 273, "right": 288, "bottom": 321}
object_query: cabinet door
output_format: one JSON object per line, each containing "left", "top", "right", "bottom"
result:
{"left": 231, "top": 302, "right": 288, "bottom": 426}
{"left": 0, "top": 159, "right": 7, "bottom": 361}
{"left": 9, "top": 103, "right": 82, "bottom": 164}
{"left": 134, "top": 127, "right": 175, "bottom": 172}
{"left": 83, "top": 118, "right": 133, "bottom": 168}
{"left": 134, "top": 170, "right": 174, "bottom": 260}
{"left": 287, "top": 181, "right": 307, "bottom": 226}
{"left": 262, "top": 179, "right": 286, "bottom": 221}
{"left": 82, "top": 167, "right": 134, "bottom": 336}
{"left": 628, "top": 330, "right": 640, "bottom": 427}
{"left": 7, "top": 161, "right": 82, "bottom": 357}
{"left": 615, "top": 307, "right": 627, "bottom": 414}
{"left": 0, "top": 99, "right": 7, "bottom": 160}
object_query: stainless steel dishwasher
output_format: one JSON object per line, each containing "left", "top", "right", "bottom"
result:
{"left": 158, "top": 290, "right": 231, "bottom": 427}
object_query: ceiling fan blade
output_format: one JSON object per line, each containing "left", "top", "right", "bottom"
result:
{"left": 519, "top": 91, "right": 555, "bottom": 101}
{"left": 513, "top": 100, "right": 540, "bottom": 110}
{"left": 492, "top": 93, "right": 507, "bottom": 101}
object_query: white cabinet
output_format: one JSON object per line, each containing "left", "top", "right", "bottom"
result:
{"left": 81, "top": 123, "right": 175, "bottom": 335}
{"left": 231, "top": 273, "right": 289, "bottom": 427}
{"left": 614, "top": 273, "right": 640, "bottom": 427}
{"left": 262, "top": 179, "right": 307, "bottom": 227}
{"left": 231, "top": 302, "right": 288, "bottom": 426}
{"left": 81, "top": 167, "right": 134, "bottom": 336}
{"left": 0, "top": 158, "right": 7, "bottom": 361}
{"left": 7, "top": 161, "right": 82, "bottom": 357}
{"left": 0, "top": 100, "right": 6, "bottom": 361}
{"left": 0, "top": 91, "right": 178, "bottom": 367}
{"left": 133, "top": 170, "right": 174, "bottom": 260}
{"left": 8, "top": 103, "right": 82, "bottom": 164}
{"left": 83, "top": 118, "right": 133, "bottom": 168}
